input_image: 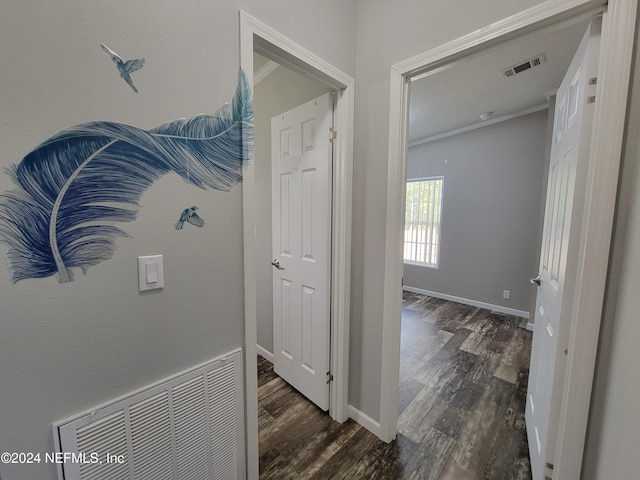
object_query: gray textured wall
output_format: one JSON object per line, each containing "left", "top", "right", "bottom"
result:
{"left": 404, "top": 111, "right": 548, "bottom": 313}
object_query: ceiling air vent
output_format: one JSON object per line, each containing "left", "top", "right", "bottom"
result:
{"left": 501, "top": 54, "right": 546, "bottom": 79}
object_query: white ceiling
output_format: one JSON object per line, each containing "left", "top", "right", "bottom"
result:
{"left": 409, "top": 19, "right": 591, "bottom": 142}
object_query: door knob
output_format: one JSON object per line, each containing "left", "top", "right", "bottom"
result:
{"left": 530, "top": 275, "right": 541, "bottom": 286}
{"left": 271, "top": 259, "right": 285, "bottom": 270}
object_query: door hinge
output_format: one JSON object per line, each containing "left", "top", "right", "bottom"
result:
{"left": 326, "top": 371, "right": 334, "bottom": 384}
{"left": 587, "top": 95, "right": 596, "bottom": 104}
{"left": 545, "top": 461, "right": 554, "bottom": 480}
{"left": 329, "top": 128, "right": 337, "bottom": 143}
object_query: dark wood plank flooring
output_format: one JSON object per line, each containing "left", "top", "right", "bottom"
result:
{"left": 258, "top": 292, "right": 533, "bottom": 479}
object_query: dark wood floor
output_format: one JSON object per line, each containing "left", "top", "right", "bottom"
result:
{"left": 258, "top": 292, "right": 533, "bottom": 479}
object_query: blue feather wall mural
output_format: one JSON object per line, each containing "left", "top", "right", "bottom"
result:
{"left": 0, "top": 70, "right": 253, "bottom": 283}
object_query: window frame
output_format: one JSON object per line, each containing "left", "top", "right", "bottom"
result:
{"left": 403, "top": 176, "right": 444, "bottom": 269}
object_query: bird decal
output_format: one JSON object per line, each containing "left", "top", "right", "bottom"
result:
{"left": 175, "top": 206, "right": 205, "bottom": 230}
{"left": 100, "top": 43, "right": 145, "bottom": 93}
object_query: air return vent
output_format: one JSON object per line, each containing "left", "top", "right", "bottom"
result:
{"left": 501, "top": 54, "right": 546, "bottom": 79}
{"left": 53, "top": 349, "right": 244, "bottom": 480}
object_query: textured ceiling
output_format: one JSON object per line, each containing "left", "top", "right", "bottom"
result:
{"left": 409, "top": 20, "right": 590, "bottom": 142}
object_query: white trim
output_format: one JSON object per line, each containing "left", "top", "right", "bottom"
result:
{"left": 329, "top": 73, "right": 355, "bottom": 429}
{"left": 405, "top": 175, "right": 444, "bottom": 183}
{"left": 347, "top": 404, "right": 381, "bottom": 437}
{"left": 254, "top": 60, "right": 279, "bottom": 85}
{"left": 256, "top": 345, "right": 274, "bottom": 363}
{"left": 403, "top": 285, "right": 530, "bottom": 319}
{"left": 392, "top": 0, "right": 605, "bottom": 79}
{"left": 240, "top": 10, "right": 354, "bottom": 479}
{"left": 380, "top": 4, "right": 636, "bottom": 480}
{"left": 239, "top": 13, "right": 259, "bottom": 479}
{"left": 380, "top": 61, "right": 410, "bottom": 443}
{"left": 527, "top": 322, "right": 535, "bottom": 332}
{"left": 408, "top": 103, "right": 549, "bottom": 147}
{"left": 553, "top": 1, "right": 637, "bottom": 477}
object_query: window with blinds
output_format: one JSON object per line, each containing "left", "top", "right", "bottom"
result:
{"left": 404, "top": 177, "right": 443, "bottom": 268}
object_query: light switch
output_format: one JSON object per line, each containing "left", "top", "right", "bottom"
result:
{"left": 138, "top": 255, "right": 164, "bottom": 292}
{"left": 145, "top": 263, "right": 158, "bottom": 283}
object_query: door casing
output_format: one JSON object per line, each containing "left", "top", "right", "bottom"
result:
{"left": 380, "top": 2, "right": 636, "bottom": 480}
{"left": 239, "top": 10, "right": 355, "bottom": 480}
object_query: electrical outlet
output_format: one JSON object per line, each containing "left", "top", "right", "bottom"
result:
{"left": 503, "top": 290, "right": 511, "bottom": 300}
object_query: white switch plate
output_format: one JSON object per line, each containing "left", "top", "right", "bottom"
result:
{"left": 138, "top": 255, "right": 164, "bottom": 292}
{"left": 503, "top": 289, "right": 511, "bottom": 300}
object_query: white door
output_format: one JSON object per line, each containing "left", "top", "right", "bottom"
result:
{"left": 526, "top": 19, "right": 600, "bottom": 480}
{"left": 271, "top": 93, "right": 333, "bottom": 411}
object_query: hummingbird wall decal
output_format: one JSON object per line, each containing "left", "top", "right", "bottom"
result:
{"left": 100, "top": 43, "right": 145, "bottom": 93}
{"left": 175, "top": 206, "right": 205, "bottom": 230}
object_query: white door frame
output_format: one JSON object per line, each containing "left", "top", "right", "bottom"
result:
{"left": 239, "top": 10, "right": 354, "bottom": 479}
{"left": 379, "top": 1, "right": 636, "bottom": 479}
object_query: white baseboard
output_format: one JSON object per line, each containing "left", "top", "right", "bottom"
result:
{"left": 256, "top": 345, "right": 274, "bottom": 363}
{"left": 348, "top": 404, "right": 382, "bottom": 439}
{"left": 403, "top": 285, "right": 530, "bottom": 319}
{"left": 526, "top": 322, "right": 535, "bottom": 332}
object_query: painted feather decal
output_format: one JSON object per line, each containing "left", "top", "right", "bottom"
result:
{"left": 0, "top": 70, "right": 253, "bottom": 283}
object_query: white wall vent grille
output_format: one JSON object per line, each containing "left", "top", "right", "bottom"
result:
{"left": 54, "top": 349, "right": 244, "bottom": 480}
{"left": 501, "top": 54, "right": 546, "bottom": 78}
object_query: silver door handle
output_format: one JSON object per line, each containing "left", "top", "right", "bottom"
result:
{"left": 530, "top": 275, "right": 541, "bottom": 286}
{"left": 271, "top": 259, "right": 285, "bottom": 270}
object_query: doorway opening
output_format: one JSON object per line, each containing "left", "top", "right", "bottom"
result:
{"left": 395, "top": 22, "right": 581, "bottom": 478}
{"left": 397, "top": 17, "right": 591, "bottom": 475}
{"left": 380, "top": 2, "right": 636, "bottom": 480}
{"left": 255, "top": 58, "right": 333, "bottom": 410}
{"left": 239, "top": 11, "right": 355, "bottom": 478}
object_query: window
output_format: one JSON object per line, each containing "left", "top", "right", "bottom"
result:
{"left": 404, "top": 177, "right": 443, "bottom": 268}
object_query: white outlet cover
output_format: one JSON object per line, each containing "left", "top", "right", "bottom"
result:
{"left": 138, "top": 255, "right": 164, "bottom": 292}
